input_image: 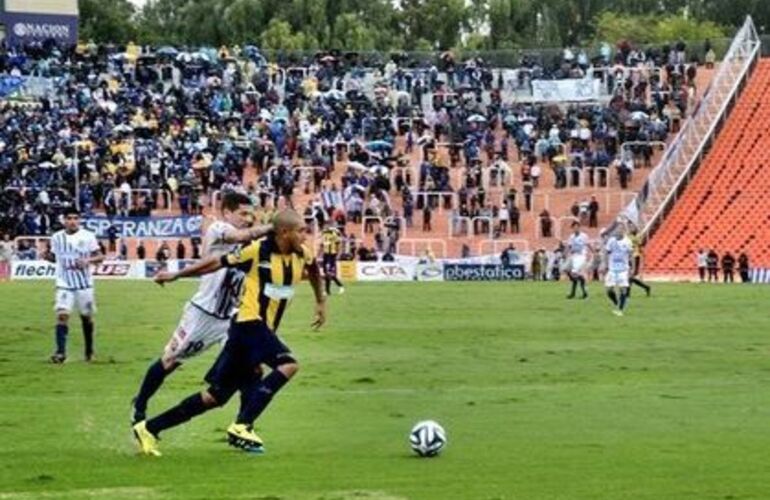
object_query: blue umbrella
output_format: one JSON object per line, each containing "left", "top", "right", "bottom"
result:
{"left": 366, "top": 140, "right": 393, "bottom": 152}
{"left": 157, "top": 46, "right": 179, "bottom": 57}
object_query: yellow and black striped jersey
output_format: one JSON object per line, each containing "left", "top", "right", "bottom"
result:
{"left": 321, "top": 228, "right": 342, "bottom": 255}
{"left": 629, "top": 234, "right": 643, "bottom": 258}
{"left": 221, "top": 234, "right": 314, "bottom": 329}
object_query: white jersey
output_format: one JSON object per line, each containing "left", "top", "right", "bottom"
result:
{"left": 605, "top": 237, "right": 633, "bottom": 273}
{"left": 189, "top": 220, "right": 245, "bottom": 319}
{"left": 51, "top": 229, "right": 99, "bottom": 290}
{"left": 567, "top": 232, "right": 590, "bottom": 256}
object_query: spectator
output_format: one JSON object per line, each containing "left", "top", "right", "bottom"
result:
{"left": 0, "top": 233, "right": 13, "bottom": 278}
{"left": 137, "top": 241, "right": 146, "bottom": 260}
{"left": 176, "top": 240, "right": 187, "bottom": 260}
{"left": 157, "top": 241, "right": 171, "bottom": 263}
{"left": 509, "top": 205, "right": 520, "bottom": 234}
{"left": 500, "top": 244, "right": 518, "bottom": 266}
{"left": 539, "top": 209, "right": 552, "bottom": 238}
{"left": 422, "top": 203, "right": 432, "bottom": 232}
{"left": 107, "top": 224, "right": 119, "bottom": 254}
{"left": 721, "top": 251, "right": 735, "bottom": 283}
{"left": 696, "top": 249, "right": 707, "bottom": 282}
{"left": 706, "top": 249, "right": 719, "bottom": 282}
{"left": 119, "top": 240, "right": 128, "bottom": 260}
{"left": 588, "top": 196, "right": 599, "bottom": 228}
{"left": 738, "top": 252, "right": 750, "bottom": 283}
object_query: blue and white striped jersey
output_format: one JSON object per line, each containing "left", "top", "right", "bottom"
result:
{"left": 51, "top": 229, "right": 99, "bottom": 290}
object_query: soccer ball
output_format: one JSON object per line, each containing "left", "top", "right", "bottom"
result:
{"left": 409, "top": 420, "right": 447, "bottom": 457}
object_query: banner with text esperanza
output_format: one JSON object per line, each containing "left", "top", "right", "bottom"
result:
{"left": 82, "top": 216, "right": 203, "bottom": 239}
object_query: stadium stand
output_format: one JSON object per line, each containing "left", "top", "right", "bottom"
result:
{"left": 645, "top": 59, "right": 770, "bottom": 275}
{"left": 0, "top": 41, "right": 715, "bottom": 267}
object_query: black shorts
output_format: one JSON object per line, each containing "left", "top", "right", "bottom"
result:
{"left": 323, "top": 254, "right": 337, "bottom": 275}
{"left": 205, "top": 320, "right": 293, "bottom": 390}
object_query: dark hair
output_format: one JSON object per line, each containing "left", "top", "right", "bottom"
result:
{"left": 63, "top": 206, "right": 80, "bottom": 217}
{"left": 221, "top": 192, "right": 252, "bottom": 212}
{"left": 571, "top": 221, "right": 580, "bottom": 228}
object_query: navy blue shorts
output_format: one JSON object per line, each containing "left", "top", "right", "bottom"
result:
{"left": 205, "top": 320, "right": 293, "bottom": 391}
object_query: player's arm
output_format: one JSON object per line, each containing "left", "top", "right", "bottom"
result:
{"left": 305, "top": 256, "right": 327, "bottom": 331}
{"left": 154, "top": 254, "right": 224, "bottom": 286}
{"left": 219, "top": 224, "right": 273, "bottom": 244}
{"left": 85, "top": 249, "right": 105, "bottom": 266}
{"left": 78, "top": 237, "right": 104, "bottom": 268}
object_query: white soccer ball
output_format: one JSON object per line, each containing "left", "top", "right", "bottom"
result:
{"left": 409, "top": 420, "right": 447, "bottom": 457}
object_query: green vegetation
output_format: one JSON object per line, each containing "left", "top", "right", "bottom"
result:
{"left": 1, "top": 280, "right": 769, "bottom": 499}
{"left": 76, "top": 0, "right": 757, "bottom": 51}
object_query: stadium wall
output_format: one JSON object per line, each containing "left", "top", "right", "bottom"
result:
{"left": 1, "top": 0, "right": 78, "bottom": 46}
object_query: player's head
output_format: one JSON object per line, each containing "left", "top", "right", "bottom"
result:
{"left": 571, "top": 221, "right": 581, "bottom": 234}
{"left": 273, "top": 209, "right": 307, "bottom": 253}
{"left": 62, "top": 207, "right": 80, "bottom": 233}
{"left": 221, "top": 192, "right": 253, "bottom": 229}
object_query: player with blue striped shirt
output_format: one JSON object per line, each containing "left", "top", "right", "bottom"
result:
{"left": 566, "top": 221, "right": 591, "bottom": 299}
{"left": 603, "top": 225, "right": 634, "bottom": 316}
{"left": 48, "top": 207, "right": 104, "bottom": 363}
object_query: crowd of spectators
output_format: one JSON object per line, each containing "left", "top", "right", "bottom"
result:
{"left": 0, "top": 38, "right": 705, "bottom": 260}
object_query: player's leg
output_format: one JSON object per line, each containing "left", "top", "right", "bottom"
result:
{"left": 134, "top": 328, "right": 241, "bottom": 455}
{"left": 616, "top": 271, "right": 630, "bottom": 314}
{"left": 605, "top": 272, "right": 619, "bottom": 308}
{"left": 324, "top": 274, "right": 332, "bottom": 295}
{"left": 51, "top": 290, "right": 74, "bottom": 363}
{"left": 566, "top": 263, "right": 578, "bottom": 299}
{"left": 330, "top": 259, "right": 344, "bottom": 294}
{"left": 230, "top": 328, "right": 298, "bottom": 451}
{"left": 132, "top": 305, "right": 227, "bottom": 423}
{"left": 75, "top": 289, "right": 97, "bottom": 361}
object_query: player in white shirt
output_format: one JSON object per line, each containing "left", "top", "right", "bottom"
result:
{"left": 131, "top": 192, "right": 271, "bottom": 424}
{"left": 48, "top": 207, "right": 104, "bottom": 363}
{"left": 603, "top": 226, "right": 634, "bottom": 316}
{"left": 566, "top": 221, "right": 591, "bottom": 299}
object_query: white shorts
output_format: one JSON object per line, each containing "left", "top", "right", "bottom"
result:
{"left": 569, "top": 254, "right": 587, "bottom": 274}
{"left": 604, "top": 270, "right": 630, "bottom": 288}
{"left": 54, "top": 288, "right": 96, "bottom": 316}
{"left": 163, "top": 302, "right": 230, "bottom": 362}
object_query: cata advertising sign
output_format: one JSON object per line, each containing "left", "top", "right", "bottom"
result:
{"left": 443, "top": 264, "right": 525, "bottom": 281}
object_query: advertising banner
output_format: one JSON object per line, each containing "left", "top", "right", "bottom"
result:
{"left": 338, "top": 261, "right": 357, "bottom": 282}
{"left": 11, "top": 260, "right": 147, "bottom": 280}
{"left": 0, "top": 12, "right": 79, "bottom": 46}
{"left": 83, "top": 216, "right": 203, "bottom": 239}
{"left": 356, "top": 262, "right": 416, "bottom": 282}
{"left": 443, "top": 264, "right": 526, "bottom": 281}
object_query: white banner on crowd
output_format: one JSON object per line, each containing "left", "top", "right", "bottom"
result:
{"left": 531, "top": 78, "right": 601, "bottom": 102}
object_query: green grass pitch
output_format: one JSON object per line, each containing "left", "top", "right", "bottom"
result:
{"left": 0, "top": 280, "right": 769, "bottom": 499}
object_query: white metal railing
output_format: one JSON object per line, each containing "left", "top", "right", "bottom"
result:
{"left": 621, "top": 16, "right": 761, "bottom": 236}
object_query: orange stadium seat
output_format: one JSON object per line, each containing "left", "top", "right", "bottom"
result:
{"left": 646, "top": 59, "right": 770, "bottom": 276}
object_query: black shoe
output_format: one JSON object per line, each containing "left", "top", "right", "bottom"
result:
{"left": 566, "top": 294, "right": 575, "bottom": 299}
{"left": 581, "top": 292, "right": 589, "bottom": 299}
{"left": 646, "top": 287, "right": 651, "bottom": 297}
{"left": 49, "top": 353, "right": 66, "bottom": 364}
{"left": 131, "top": 398, "right": 146, "bottom": 425}
{"left": 85, "top": 352, "right": 95, "bottom": 362}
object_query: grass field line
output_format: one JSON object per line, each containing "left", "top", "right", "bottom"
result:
{"left": 0, "top": 487, "right": 162, "bottom": 499}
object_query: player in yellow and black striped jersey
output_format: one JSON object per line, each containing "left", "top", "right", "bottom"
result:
{"left": 133, "top": 210, "right": 326, "bottom": 456}
{"left": 628, "top": 227, "right": 652, "bottom": 297}
{"left": 320, "top": 224, "right": 345, "bottom": 295}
